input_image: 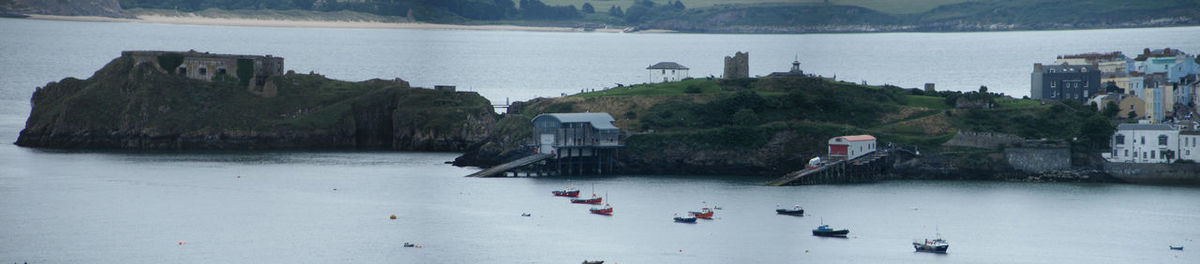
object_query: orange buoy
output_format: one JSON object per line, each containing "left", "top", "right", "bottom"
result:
{"left": 389, "top": 214, "right": 397, "bottom": 220}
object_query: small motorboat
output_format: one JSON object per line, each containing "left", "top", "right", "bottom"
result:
{"left": 590, "top": 204, "right": 613, "bottom": 215}
{"left": 403, "top": 242, "right": 416, "bottom": 248}
{"left": 582, "top": 260, "right": 604, "bottom": 264}
{"left": 521, "top": 213, "right": 531, "bottom": 217}
{"left": 776, "top": 205, "right": 804, "bottom": 216}
{"left": 812, "top": 224, "right": 849, "bottom": 237}
{"left": 552, "top": 187, "right": 581, "bottom": 197}
{"left": 674, "top": 216, "right": 698, "bottom": 223}
{"left": 571, "top": 194, "right": 603, "bottom": 204}
{"left": 689, "top": 207, "right": 714, "bottom": 219}
{"left": 914, "top": 237, "right": 950, "bottom": 253}
{"left": 1170, "top": 246, "right": 1184, "bottom": 250}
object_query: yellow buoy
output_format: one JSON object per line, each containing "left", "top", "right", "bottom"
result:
{"left": 389, "top": 214, "right": 397, "bottom": 220}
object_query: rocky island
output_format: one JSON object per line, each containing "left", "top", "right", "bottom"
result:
{"left": 16, "top": 51, "right": 1125, "bottom": 183}
{"left": 16, "top": 51, "right": 496, "bottom": 151}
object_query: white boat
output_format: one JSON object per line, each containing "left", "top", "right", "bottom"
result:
{"left": 913, "top": 235, "right": 949, "bottom": 253}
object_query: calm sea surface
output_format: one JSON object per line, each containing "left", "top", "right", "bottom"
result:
{"left": 1, "top": 18, "right": 1200, "bottom": 263}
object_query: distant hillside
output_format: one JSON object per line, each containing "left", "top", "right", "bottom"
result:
{"left": 634, "top": 0, "right": 1200, "bottom": 33}
{"left": 0, "top": 0, "right": 128, "bottom": 17}
{"left": 8, "top": 0, "right": 1199, "bottom": 33}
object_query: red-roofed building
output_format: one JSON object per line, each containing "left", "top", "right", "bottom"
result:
{"left": 828, "top": 135, "right": 877, "bottom": 161}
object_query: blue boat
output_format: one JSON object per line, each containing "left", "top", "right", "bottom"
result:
{"left": 674, "top": 216, "right": 697, "bottom": 223}
{"left": 1170, "top": 246, "right": 1184, "bottom": 250}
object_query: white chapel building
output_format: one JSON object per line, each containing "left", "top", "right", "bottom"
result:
{"left": 647, "top": 62, "right": 689, "bottom": 83}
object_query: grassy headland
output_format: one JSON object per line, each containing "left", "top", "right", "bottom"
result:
{"left": 457, "top": 75, "right": 1115, "bottom": 178}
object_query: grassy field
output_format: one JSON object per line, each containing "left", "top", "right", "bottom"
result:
{"left": 539, "top": 0, "right": 976, "bottom": 14}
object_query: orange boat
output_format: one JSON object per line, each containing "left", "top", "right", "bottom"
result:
{"left": 590, "top": 203, "right": 613, "bottom": 215}
{"left": 689, "top": 207, "right": 714, "bottom": 219}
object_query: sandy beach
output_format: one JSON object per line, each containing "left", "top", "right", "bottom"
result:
{"left": 26, "top": 14, "right": 641, "bottom": 33}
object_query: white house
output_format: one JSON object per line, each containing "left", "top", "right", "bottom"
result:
{"left": 1109, "top": 123, "right": 1181, "bottom": 163}
{"left": 1178, "top": 131, "right": 1200, "bottom": 162}
{"left": 828, "top": 135, "right": 876, "bottom": 161}
{"left": 647, "top": 62, "right": 689, "bottom": 83}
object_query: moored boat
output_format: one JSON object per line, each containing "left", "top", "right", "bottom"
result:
{"left": 552, "top": 187, "right": 581, "bottom": 197}
{"left": 572, "top": 194, "right": 603, "bottom": 204}
{"left": 1171, "top": 246, "right": 1184, "bottom": 250}
{"left": 590, "top": 203, "right": 613, "bottom": 215}
{"left": 689, "top": 207, "right": 714, "bottom": 219}
{"left": 776, "top": 205, "right": 804, "bottom": 216}
{"left": 914, "top": 237, "right": 950, "bottom": 253}
{"left": 674, "top": 216, "right": 697, "bottom": 223}
{"left": 812, "top": 224, "right": 849, "bottom": 237}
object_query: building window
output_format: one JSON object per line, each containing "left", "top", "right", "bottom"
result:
{"left": 1125, "top": 150, "right": 1128, "bottom": 157}
{"left": 1159, "top": 135, "right": 1168, "bottom": 145}
{"left": 1151, "top": 151, "right": 1156, "bottom": 159}
{"left": 1051, "top": 82, "right": 1057, "bottom": 88}
{"left": 199, "top": 68, "right": 207, "bottom": 75}
{"left": 1142, "top": 136, "right": 1146, "bottom": 145}
{"left": 178, "top": 67, "right": 187, "bottom": 75}
{"left": 217, "top": 68, "right": 227, "bottom": 75}
{"left": 1115, "top": 134, "right": 1125, "bottom": 145}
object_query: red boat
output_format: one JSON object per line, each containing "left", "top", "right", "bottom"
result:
{"left": 552, "top": 188, "right": 580, "bottom": 197}
{"left": 571, "top": 194, "right": 603, "bottom": 204}
{"left": 689, "top": 207, "right": 714, "bottom": 219}
{"left": 590, "top": 204, "right": 613, "bottom": 215}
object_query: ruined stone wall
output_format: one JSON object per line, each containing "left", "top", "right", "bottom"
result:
{"left": 723, "top": 51, "right": 749, "bottom": 79}
{"left": 943, "top": 131, "right": 1023, "bottom": 149}
{"left": 180, "top": 57, "right": 237, "bottom": 81}
{"left": 1103, "top": 161, "right": 1200, "bottom": 185}
{"left": 1005, "top": 147, "right": 1071, "bottom": 173}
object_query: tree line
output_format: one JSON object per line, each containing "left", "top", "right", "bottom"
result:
{"left": 118, "top": 0, "right": 604, "bottom": 22}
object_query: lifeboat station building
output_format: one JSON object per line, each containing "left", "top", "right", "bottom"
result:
{"left": 532, "top": 113, "right": 623, "bottom": 175}
{"left": 828, "top": 135, "right": 877, "bottom": 161}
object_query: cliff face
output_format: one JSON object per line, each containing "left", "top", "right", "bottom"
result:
{"left": 16, "top": 55, "right": 496, "bottom": 150}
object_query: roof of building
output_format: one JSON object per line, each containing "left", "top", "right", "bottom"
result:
{"left": 647, "top": 62, "right": 689, "bottom": 70}
{"left": 831, "top": 135, "right": 876, "bottom": 142}
{"left": 533, "top": 113, "right": 618, "bottom": 130}
{"left": 1134, "top": 48, "right": 1186, "bottom": 61}
{"left": 1059, "top": 51, "right": 1125, "bottom": 61}
{"left": 1117, "top": 123, "right": 1174, "bottom": 131}
{"left": 1105, "top": 71, "right": 1129, "bottom": 78}
{"left": 1042, "top": 64, "right": 1100, "bottom": 73}
{"left": 122, "top": 50, "right": 282, "bottom": 61}
{"left": 1181, "top": 130, "right": 1200, "bottom": 136}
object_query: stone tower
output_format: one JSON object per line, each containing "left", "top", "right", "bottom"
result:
{"left": 723, "top": 51, "right": 749, "bottom": 79}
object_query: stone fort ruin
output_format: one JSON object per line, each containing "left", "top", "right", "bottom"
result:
{"left": 122, "top": 50, "right": 285, "bottom": 97}
{"left": 723, "top": 51, "right": 749, "bottom": 79}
